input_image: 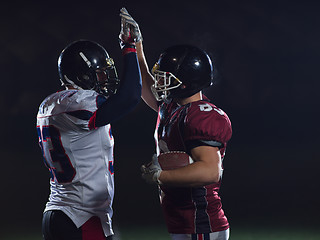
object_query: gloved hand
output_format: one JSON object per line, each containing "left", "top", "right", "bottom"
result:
{"left": 119, "top": 7, "right": 142, "bottom": 45}
{"left": 141, "top": 154, "right": 162, "bottom": 185}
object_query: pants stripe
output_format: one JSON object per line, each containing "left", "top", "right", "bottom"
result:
{"left": 192, "top": 233, "right": 210, "bottom": 240}
{"left": 81, "top": 216, "right": 106, "bottom": 240}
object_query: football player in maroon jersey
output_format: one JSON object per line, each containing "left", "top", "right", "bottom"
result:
{"left": 120, "top": 8, "right": 232, "bottom": 240}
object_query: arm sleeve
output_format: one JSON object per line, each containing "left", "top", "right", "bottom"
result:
{"left": 183, "top": 105, "right": 232, "bottom": 154}
{"left": 91, "top": 51, "right": 142, "bottom": 128}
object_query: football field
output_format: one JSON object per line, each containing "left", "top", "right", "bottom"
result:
{"left": 2, "top": 225, "right": 320, "bottom": 240}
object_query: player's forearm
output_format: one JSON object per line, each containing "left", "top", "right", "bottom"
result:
{"left": 136, "top": 41, "right": 158, "bottom": 111}
{"left": 136, "top": 41, "right": 150, "bottom": 78}
{"left": 94, "top": 52, "right": 142, "bottom": 126}
{"left": 159, "top": 161, "right": 221, "bottom": 187}
{"left": 119, "top": 51, "right": 142, "bottom": 104}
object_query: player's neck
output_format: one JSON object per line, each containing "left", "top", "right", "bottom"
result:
{"left": 176, "top": 92, "right": 202, "bottom": 106}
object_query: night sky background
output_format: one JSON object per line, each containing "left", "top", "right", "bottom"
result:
{"left": 1, "top": 0, "right": 319, "bottom": 237}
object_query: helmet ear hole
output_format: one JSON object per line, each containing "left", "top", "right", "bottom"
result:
{"left": 82, "top": 75, "right": 90, "bottom": 80}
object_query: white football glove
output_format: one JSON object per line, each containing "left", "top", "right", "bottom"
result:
{"left": 141, "top": 154, "right": 162, "bottom": 185}
{"left": 119, "top": 7, "right": 142, "bottom": 44}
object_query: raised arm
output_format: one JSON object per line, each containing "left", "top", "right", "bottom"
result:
{"left": 94, "top": 48, "right": 142, "bottom": 127}
{"left": 119, "top": 8, "right": 159, "bottom": 111}
{"left": 136, "top": 42, "right": 159, "bottom": 111}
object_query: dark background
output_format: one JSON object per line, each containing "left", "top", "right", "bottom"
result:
{"left": 1, "top": 0, "right": 319, "bottom": 235}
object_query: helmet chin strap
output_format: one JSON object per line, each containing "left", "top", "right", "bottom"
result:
{"left": 163, "top": 97, "right": 172, "bottom": 104}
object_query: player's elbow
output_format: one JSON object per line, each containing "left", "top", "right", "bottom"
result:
{"left": 202, "top": 168, "right": 221, "bottom": 185}
{"left": 210, "top": 173, "right": 221, "bottom": 184}
{"left": 189, "top": 162, "right": 222, "bottom": 187}
{"left": 117, "top": 88, "right": 141, "bottom": 110}
{"left": 202, "top": 174, "right": 220, "bottom": 185}
{"left": 189, "top": 171, "right": 220, "bottom": 187}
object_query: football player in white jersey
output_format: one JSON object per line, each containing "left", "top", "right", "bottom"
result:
{"left": 120, "top": 9, "right": 232, "bottom": 240}
{"left": 37, "top": 20, "right": 142, "bottom": 240}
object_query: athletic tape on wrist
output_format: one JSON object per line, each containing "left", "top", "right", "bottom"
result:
{"left": 122, "top": 47, "right": 137, "bottom": 55}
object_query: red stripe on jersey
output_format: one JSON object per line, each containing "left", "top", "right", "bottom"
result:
{"left": 81, "top": 216, "right": 106, "bottom": 240}
{"left": 88, "top": 111, "right": 97, "bottom": 130}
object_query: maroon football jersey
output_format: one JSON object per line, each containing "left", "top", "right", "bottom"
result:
{"left": 155, "top": 99, "right": 232, "bottom": 234}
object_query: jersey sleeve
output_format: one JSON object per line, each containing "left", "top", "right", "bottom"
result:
{"left": 37, "top": 90, "right": 103, "bottom": 132}
{"left": 62, "top": 90, "right": 105, "bottom": 131}
{"left": 183, "top": 102, "right": 232, "bottom": 150}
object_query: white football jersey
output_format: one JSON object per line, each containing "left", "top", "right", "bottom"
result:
{"left": 37, "top": 89, "right": 115, "bottom": 237}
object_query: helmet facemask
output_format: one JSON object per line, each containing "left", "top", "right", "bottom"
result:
{"left": 151, "top": 63, "right": 182, "bottom": 101}
{"left": 150, "top": 45, "right": 214, "bottom": 102}
{"left": 94, "top": 58, "right": 119, "bottom": 96}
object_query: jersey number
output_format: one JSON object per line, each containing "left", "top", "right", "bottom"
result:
{"left": 37, "top": 125, "right": 76, "bottom": 183}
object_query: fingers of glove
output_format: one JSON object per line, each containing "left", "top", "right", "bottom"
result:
{"left": 119, "top": 7, "right": 142, "bottom": 43}
{"left": 142, "top": 170, "right": 160, "bottom": 184}
{"left": 141, "top": 171, "right": 153, "bottom": 183}
{"left": 145, "top": 161, "right": 152, "bottom": 168}
{"left": 120, "top": 15, "right": 137, "bottom": 27}
{"left": 120, "top": 7, "right": 128, "bottom": 15}
{"left": 120, "top": 7, "right": 130, "bottom": 18}
{"left": 120, "top": 8, "right": 138, "bottom": 26}
{"left": 141, "top": 164, "right": 155, "bottom": 173}
{"left": 121, "top": 15, "right": 138, "bottom": 27}
{"left": 141, "top": 165, "right": 147, "bottom": 173}
{"left": 146, "top": 162, "right": 160, "bottom": 172}
{"left": 120, "top": 19, "right": 138, "bottom": 42}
